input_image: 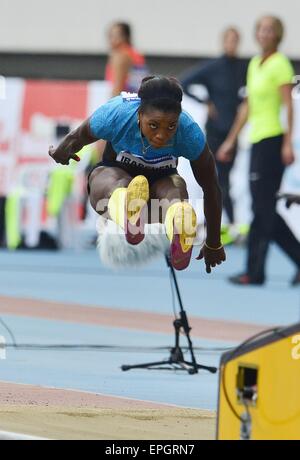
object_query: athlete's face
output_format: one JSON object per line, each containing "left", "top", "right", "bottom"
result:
{"left": 108, "top": 25, "right": 126, "bottom": 50}
{"left": 223, "top": 30, "right": 240, "bottom": 57}
{"left": 256, "top": 17, "right": 279, "bottom": 51}
{"left": 139, "top": 109, "right": 180, "bottom": 149}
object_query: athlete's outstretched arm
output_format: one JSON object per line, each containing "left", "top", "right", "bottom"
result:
{"left": 190, "top": 143, "right": 226, "bottom": 273}
{"left": 49, "top": 119, "right": 98, "bottom": 165}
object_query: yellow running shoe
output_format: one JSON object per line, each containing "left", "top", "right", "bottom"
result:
{"left": 125, "top": 175, "right": 149, "bottom": 245}
{"left": 165, "top": 202, "right": 197, "bottom": 270}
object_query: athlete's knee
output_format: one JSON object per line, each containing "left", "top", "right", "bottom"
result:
{"left": 152, "top": 175, "right": 188, "bottom": 201}
{"left": 91, "top": 174, "right": 134, "bottom": 215}
{"left": 166, "top": 175, "right": 188, "bottom": 200}
{"left": 89, "top": 189, "right": 108, "bottom": 215}
{"left": 113, "top": 177, "right": 131, "bottom": 190}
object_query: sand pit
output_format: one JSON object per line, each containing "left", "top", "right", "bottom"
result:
{"left": 0, "top": 382, "right": 216, "bottom": 440}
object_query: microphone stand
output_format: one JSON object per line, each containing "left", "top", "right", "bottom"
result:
{"left": 121, "top": 254, "right": 217, "bottom": 375}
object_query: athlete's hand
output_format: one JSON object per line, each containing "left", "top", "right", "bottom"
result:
{"left": 207, "top": 101, "right": 218, "bottom": 120}
{"left": 216, "top": 139, "right": 234, "bottom": 163}
{"left": 281, "top": 139, "right": 295, "bottom": 166}
{"left": 48, "top": 145, "right": 80, "bottom": 165}
{"left": 196, "top": 244, "right": 226, "bottom": 273}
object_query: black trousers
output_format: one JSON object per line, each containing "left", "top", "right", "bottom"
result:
{"left": 206, "top": 127, "right": 237, "bottom": 224}
{"left": 246, "top": 135, "right": 300, "bottom": 282}
{"left": 0, "top": 196, "right": 6, "bottom": 246}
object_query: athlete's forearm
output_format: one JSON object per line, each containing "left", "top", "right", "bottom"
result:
{"left": 202, "top": 181, "right": 223, "bottom": 247}
{"left": 49, "top": 119, "right": 97, "bottom": 165}
{"left": 191, "top": 145, "right": 222, "bottom": 247}
{"left": 284, "top": 98, "right": 293, "bottom": 142}
{"left": 226, "top": 100, "right": 248, "bottom": 143}
{"left": 280, "top": 84, "right": 294, "bottom": 142}
{"left": 61, "top": 119, "right": 96, "bottom": 152}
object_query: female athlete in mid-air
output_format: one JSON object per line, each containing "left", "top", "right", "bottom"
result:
{"left": 49, "top": 76, "right": 226, "bottom": 272}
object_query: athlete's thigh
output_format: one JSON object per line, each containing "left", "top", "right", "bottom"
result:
{"left": 149, "top": 174, "right": 188, "bottom": 223}
{"left": 150, "top": 174, "right": 188, "bottom": 201}
{"left": 89, "top": 165, "right": 133, "bottom": 213}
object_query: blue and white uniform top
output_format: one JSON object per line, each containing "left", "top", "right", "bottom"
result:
{"left": 89, "top": 93, "right": 206, "bottom": 170}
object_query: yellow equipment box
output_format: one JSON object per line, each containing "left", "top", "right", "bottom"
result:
{"left": 217, "top": 323, "right": 300, "bottom": 440}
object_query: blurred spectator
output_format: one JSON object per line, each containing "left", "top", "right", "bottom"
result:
{"left": 105, "top": 22, "right": 148, "bottom": 97}
{"left": 218, "top": 16, "right": 300, "bottom": 286}
{"left": 180, "top": 27, "right": 247, "bottom": 244}
{"left": 0, "top": 196, "right": 6, "bottom": 247}
{"left": 94, "top": 22, "right": 149, "bottom": 162}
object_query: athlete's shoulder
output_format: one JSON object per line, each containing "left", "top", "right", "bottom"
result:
{"left": 89, "top": 95, "right": 133, "bottom": 139}
{"left": 248, "top": 55, "right": 260, "bottom": 68}
{"left": 273, "top": 52, "right": 291, "bottom": 63}
{"left": 210, "top": 56, "right": 227, "bottom": 68}
{"left": 102, "top": 93, "right": 140, "bottom": 108}
{"left": 176, "top": 111, "right": 206, "bottom": 160}
{"left": 102, "top": 93, "right": 140, "bottom": 118}
{"left": 271, "top": 52, "right": 294, "bottom": 84}
{"left": 272, "top": 52, "right": 294, "bottom": 70}
{"left": 99, "top": 95, "right": 123, "bottom": 113}
{"left": 250, "top": 55, "right": 260, "bottom": 62}
{"left": 179, "top": 110, "right": 203, "bottom": 130}
{"left": 124, "top": 46, "right": 145, "bottom": 65}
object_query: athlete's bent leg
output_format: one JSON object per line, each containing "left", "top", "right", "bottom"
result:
{"left": 89, "top": 167, "right": 149, "bottom": 244}
{"left": 150, "top": 174, "right": 196, "bottom": 270}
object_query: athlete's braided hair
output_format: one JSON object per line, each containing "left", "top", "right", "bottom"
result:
{"left": 138, "top": 76, "right": 182, "bottom": 114}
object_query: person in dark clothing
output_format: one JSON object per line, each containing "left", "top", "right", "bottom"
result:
{"left": 277, "top": 195, "right": 300, "bottom": 275}
{"left": 218, "top": 16, "right": 300, "bottom": 286}
{"left": 0, "top": 196, "right": 6, "bottom": 247}
{"left": 180, "top": 27, "right": 247, "bottom": 240}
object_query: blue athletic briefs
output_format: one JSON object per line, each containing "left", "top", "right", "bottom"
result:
{"left": 89, "top": 93, "right": 206, "bottom": 170}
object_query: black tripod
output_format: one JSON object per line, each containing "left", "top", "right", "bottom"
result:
{"left": 121, "top": 254, "right": 217, "bottom": 375}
